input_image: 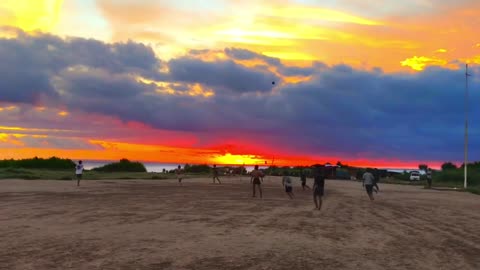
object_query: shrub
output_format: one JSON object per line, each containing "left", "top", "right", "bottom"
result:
{"left": 0, "top": 157, "right": 75, "bottom": 170}
{"left": 183, "top": 164, "right": 211, "bottom": 174}
{"left": 92, "top": 159, "right": 147, "bottom": 172}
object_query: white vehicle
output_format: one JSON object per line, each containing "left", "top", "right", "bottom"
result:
{"left": 409, "top": 171, "right": 421, "bottom": 181}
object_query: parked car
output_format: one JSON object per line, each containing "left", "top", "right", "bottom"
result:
{"left": 409, "top": 171, "right": 421, "bottom": 181}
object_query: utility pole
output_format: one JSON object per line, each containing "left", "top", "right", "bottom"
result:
{"left": 464, "top": 64, "right": 471, "bottom": 189}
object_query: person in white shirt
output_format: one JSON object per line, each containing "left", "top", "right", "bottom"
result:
{"left": 362, "top": 169, "right": 375, "bottom": 201}
{"left": 75, "top": 160, "right": 84, "bottom": 186}
{"left": 282, "top": 173, "right": 294, "bottom": 199}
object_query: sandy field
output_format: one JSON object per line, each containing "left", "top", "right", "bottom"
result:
{"left": 1, "top": 176, "right": 479, "bottom": 270}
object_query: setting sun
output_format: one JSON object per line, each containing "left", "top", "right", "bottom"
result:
{"left": 213, "top": 153, "right": 265, "bottom": 166}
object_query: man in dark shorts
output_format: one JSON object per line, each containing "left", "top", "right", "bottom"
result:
{"left": 212, "top": 164, "right": 221, "bottom": 184}
{"left": 312, "top": 165, "right": 325, "bottom": 210}
{"left": 250, "top": 165, "right": 263, "bottom": 198}
{"left": 300, "top": 170, "right": 310, "bottom": 190}
{"left": 282, "top": 173, "right": 294, "bottom": 199}
{"left": 362, "top": 169, "right": 375, "bottom": 201}
{"left": 373, "top": 168, "right": 380, "bottom": 193}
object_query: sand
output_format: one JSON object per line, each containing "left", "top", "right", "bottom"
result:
{"left": 1, "top": 177, "right": 479, "bottom": 270}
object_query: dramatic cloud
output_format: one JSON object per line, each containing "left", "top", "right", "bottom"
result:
{"left": 1, "top": 31, "right": 479, "bottom": 165}
{"left": 168, "top": 57, "right": 279, "bottom": 93}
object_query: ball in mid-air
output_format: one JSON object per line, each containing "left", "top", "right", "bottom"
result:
{"left": 272, "top": 81, "right": 275, "bottom": 85}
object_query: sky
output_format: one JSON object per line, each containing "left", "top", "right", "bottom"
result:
{"left": 1, "top": 0, "right": 480, "bottom": 168}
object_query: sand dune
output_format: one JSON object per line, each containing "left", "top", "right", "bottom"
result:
{"left": 1, "top": 177, "right": 479, "bottom": 269}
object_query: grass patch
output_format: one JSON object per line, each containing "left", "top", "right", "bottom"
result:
{"left": 466, "top": 187, "right": 480, "bottom": 195}
{"left": 0, "top": 168, "right": 175, "bottom": 181}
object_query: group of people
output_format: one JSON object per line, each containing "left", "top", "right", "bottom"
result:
{"left": 250, "top": 165, "right": 327, "bottom": 210}
{"left": 75, "top": 161, "right": 380, "bottom": 210}
{"left": 251, "top": 165, "right": 381, "bottom": 209}
{"left": 175, "top": 164, "right": 222, "bottom": 185}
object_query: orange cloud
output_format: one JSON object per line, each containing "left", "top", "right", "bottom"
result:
{"left": 401, "top": 56, "right": 447, "bottom": 71}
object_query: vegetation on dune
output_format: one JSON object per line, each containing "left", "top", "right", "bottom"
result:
{"left": 0, "top": 157, "right": 75, "bottom": 170}
{"left": 182, "top": 164, "right": 212, "bottom": 174}
{"left": 433, "top": 165, "right": 480, "bottom": 187}
{"left": 441, "top": 162, "right": 458, "bottom": 170}
{"left": 92, "top": 159, "right": 147, "bottom": 172}
{"left": 0, "top": 168, "right": 170, "bottom": 180}
{"left": 0, "top": 157, "right": 477, "bottom": 195}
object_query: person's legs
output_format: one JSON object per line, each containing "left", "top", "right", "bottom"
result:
{"left": 366, "top": 185, "right": 375, "bottom": 201}
{"left": 216, "top": 177, "right": 221, "bottom": 184}
{"left": 317, "top": 195, "right": 323, "bottom": 210}
{"left": 313, "top": 193, "right": 319, "bottom": 209}
{"left": 252, "top": 183, "right": 256, "bottom": 197}
{"left": 259, "top": 184, "right": 263, "bottom": 198}
{"left": 76, "top": 174, "right": 81, "bottom": 186}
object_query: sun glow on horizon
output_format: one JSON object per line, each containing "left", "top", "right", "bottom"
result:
{"left": 212, "top": 153, "right": 265, "bottom": 166}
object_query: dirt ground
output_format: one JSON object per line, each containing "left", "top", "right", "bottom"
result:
{"left": 1, "top": 177, "right": 479, "bottom": 270}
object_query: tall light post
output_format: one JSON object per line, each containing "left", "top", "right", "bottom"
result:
{"left": 464, "top": 64, "right": 471, "bottom": 189}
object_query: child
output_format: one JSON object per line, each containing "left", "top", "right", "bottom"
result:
{"left": 282, "top": 173, "right": 294, "bottom": 199}
{"left": 300, "top": 170, "right": 311, "bottom": 190}
{"left": 75, "top": 160, "right": 84, "bottom": 186}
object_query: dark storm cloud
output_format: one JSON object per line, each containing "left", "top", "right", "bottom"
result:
{"left": 0, "top": 30, "right": 161, "bottom": 105}
{"left": 1, "top": 30, "right": 479, "bottom": 163}
{"left": 224, "top": 47, "right": 325, "bottom": 77}
{"left": 168, "top": 57, "right": 279, "bottom": 93}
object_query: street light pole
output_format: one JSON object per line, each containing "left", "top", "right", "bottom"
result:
{"left": 464, "top": 64, "right": 471, "bottom": 189}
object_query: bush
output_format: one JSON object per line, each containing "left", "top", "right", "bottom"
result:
{"left": 433, "top": 168, "right": 480, "bottom": 186}
{"left": 0, "top": 157, "right": 75, "bottom": 170}
{"left": 92, "top": 159, "right": 147, "bottom": 172}
{"left": 184, "top": 164, "right": 211, "bottom": 174}
{"left": 441, "top": 162, "right": 457, "bottom": 171}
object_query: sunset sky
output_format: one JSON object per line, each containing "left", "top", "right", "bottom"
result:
{"left": 1, "top": 0, "right": 480, "bottom": 168}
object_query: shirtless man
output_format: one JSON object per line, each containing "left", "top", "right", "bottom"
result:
{"left": 212, "top": 164, "right": 221, "bottom": 184}
{"left": 282, "top": 173, "right": 294, "bottom": 199}
{"left": 250, "top": 165, "right": 263, "bottom": 198}
{"left": 176, "top": 165, "right": 183, "bottom": 185}
{"left": 312, "top": 165, "right": 325, "bottom": 210}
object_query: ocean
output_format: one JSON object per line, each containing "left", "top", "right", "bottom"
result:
{"left": 82, "top": 160, "right": 419, "bottom": 174}
{"left": 82, "top": 160, "right": 268, "bottom": 173}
